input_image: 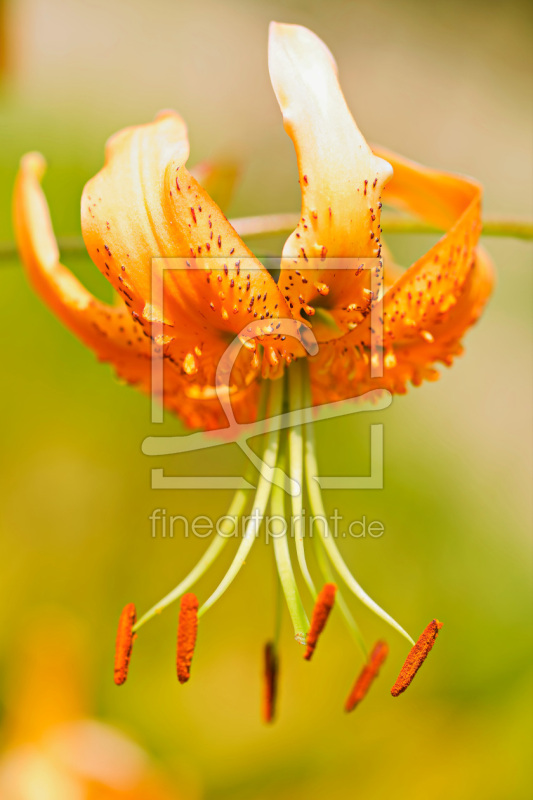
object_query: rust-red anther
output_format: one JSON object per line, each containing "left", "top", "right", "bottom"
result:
{"left": 177, "top": 593, "right": 199, "bottom": 684}
{"left": 391, "top": 619, "right": 443, "bottom": 697}
{"left": 114, "top": 602, "right": 136, "bottom": 686}
{"left": 262, "top": 641, "right": 279, "bottom": 723}
{"left": 344, "top": 640, "right": 388, "bottom": 712}
{"left": 304, "top": 583, "right": 337, "bottom": 661}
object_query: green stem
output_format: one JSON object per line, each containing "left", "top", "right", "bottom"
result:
{"left": 381, "top": 216, "right": 533, "bottom": 239}
{"left": 1, "top": 215, "right": 531, "bottom": 265}
{"left": 288, "top": 362, "right": 317, "bottom": 599}
{"left": 198, "top": 377, "right": 284, "bottom": 618}
{"left": 301, "top": 364, "right": 415, "bottom": 646}
{"left": 230, "top": 214, "right": 533, "bottom": 240}
{"left": 270, "top": 445, "right": 309, "bottom": 644}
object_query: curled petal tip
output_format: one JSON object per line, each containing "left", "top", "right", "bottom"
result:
{"left": 20, "top": 151, "right": 47, "bottom": 179}
{"left": 270, "top": 20, "right": 392, "bottom": 340}
{"left": 155, "top": 108, "right": 180, "bottom": 121}
{"left": 268, "top": 20, "right": 336, "bottom": 63}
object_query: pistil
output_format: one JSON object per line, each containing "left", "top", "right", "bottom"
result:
{"left": 270, "top": 446, "right": 309, "bottom": 644}
{"left": 288, "top": 363, "right": 317, "bottom": 598}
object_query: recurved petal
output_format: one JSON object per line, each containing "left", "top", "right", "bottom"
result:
{"left": 269, "top": 22, "right": 392, "bottom": 337}
{"left": 82, "top": 111, "right": 298, "bottom": 384}
{"left": 14, "top": 153, "right": 272, "bottom": 431}
{"left": 379, "top": 246, "right": 495, "bottom": 393}
{"left": 81, "top": 111, "right": 189, "bottom": 323}
{"left": 309, "top": 245, "right": 494, "bottom": 402}
{"left": 374, "top": 147, "right": 484, "bottom": 349}
{"left": 308, "top": 149, "right": 493, "bottom": 402}
{"left": 14, "top": 152, "right": 169, "bottom": 391}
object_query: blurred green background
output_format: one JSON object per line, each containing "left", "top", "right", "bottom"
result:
{"left": 0, "top": 0, "right": 532, "bottom": 797}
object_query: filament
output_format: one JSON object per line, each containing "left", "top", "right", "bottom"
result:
{"left": 301, "top": 363, "right": 414, "bottom": 646}
{"left": 133, "top": 379, "right": 271, "bottom": 632}
{"left": 198, "top": 376, "right": 284, "bottom": 618}
{"left": 133, "top": 485, "right": 248, "bottom": 632}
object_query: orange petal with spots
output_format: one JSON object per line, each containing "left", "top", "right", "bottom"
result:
{"left": 374, "top": 146, "right": 485, "bottom": 349}
{"left": 13, "top": 151, "right": 253, "bottom": 428}
{"left": 14, "top": 153, "right": 157, "bottom": 388}
{"left": 308, "top": 153, "right": 493, "bottom": 402}
{"left": 81, "top": 111, "right": 299, "bottom": 387}
{"left": 165, "top": 378, "right": 262, "bottom": 432}
{"left": 269, "top": 22, "right": 392, "bottom": 340}
{"left": 311, "top": 248, "right": 493, "bottom": 402}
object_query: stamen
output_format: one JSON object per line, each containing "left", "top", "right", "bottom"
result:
{"left": 391, "top": 619, "right": 443, "bottom": 697}
{"left": 133, "top": 382, "right": 271, "bottom": 633}
{"left": 198, "top": 378, "right": 284, "bottom": 618}
{"left": 177, "top": 593, "right": 199, "bottom": 684}
{"left": 301, "top": 366, "right": 414, "bottom": 646}
{"left": 114, "top": 602, "right": 136, "bottom": 685}
{"left": 262, "top": 641, "right": 279, "bottom": 723}
{"left": 304, "top": 583, "right": 337, "bottom": 660}
{"left": 344, "top": 640, "right": 388, "bottom": 711}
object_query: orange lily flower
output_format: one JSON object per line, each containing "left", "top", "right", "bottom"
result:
{"left": 13, "top": 22, "right": 493, "bottom": 717}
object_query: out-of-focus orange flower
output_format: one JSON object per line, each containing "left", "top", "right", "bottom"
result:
{"left": 0, "top": 615, "right": 186, "bottom": 799}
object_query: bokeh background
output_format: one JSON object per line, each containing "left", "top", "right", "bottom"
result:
{"left": 1, "top": 0, "right": 532, "bottom": 797}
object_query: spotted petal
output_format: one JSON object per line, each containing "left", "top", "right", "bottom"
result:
{"left": 13, "top": 153, "right": 259, "bottom": 430}
{"left": 269, "top": 22, "right": 392, "bottom": 339}
{"left": 82, "top": 111, "right": 298, "bottom": 385}
{"left": 14, "top": 153, "right": 156, "bottom": 389}
{"left": 309, "top": 151, "right": 493, "bottom": 401}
